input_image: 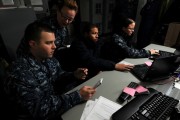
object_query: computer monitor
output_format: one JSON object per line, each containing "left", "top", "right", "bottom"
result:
{"left": 131, "top": 55, "right": 179, "bottom": 82}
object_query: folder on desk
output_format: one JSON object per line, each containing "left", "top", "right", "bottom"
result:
{"left": 130, "top": 55, "right": 179, "bottom": 82}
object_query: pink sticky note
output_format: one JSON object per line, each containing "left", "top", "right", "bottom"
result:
{"left": 136, "top": 85, "right": 148, "bottom": 93}
{"left": 123, "top": 87, "right": 136, "bottom": 96}
{"left": 144, "top": 61, "right": 152, "bottom": 66}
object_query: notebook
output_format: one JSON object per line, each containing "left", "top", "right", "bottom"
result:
{"left": 149, "top": 49, "right": 180, "bottom": 60}
{"left": 131, "top": 55, "right": 179, "bottom": 82}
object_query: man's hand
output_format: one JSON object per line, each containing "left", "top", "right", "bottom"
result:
{"left": 115, "top": 63, "right": 134, "bottom": 71}
{"left": 149, "top": 49, "right": 160, "bottom": 55}
{"left": 79, "top": 86, "right": 96, "bottom": 100}
{"left": 74, "top": 68, "right": 88, "bottom": 80}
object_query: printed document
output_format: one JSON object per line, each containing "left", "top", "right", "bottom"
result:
{"left": 80, "top": 96, "right": 122, "bottom": 120}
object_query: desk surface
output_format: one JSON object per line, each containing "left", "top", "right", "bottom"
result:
{"left": 62, "top": 44, "right": 179, "bottom": 120}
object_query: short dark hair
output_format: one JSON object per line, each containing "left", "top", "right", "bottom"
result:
{"left": 24, "top": 21, "right": 54, "bottom": 43}
{"left": 82, "top": 23, "right": 98, "bottom": 35}
{"left": 113, "top": 17, "right": 135, "bottom": 34}
{"left": 16, "top": 21, "right": 54, "bottom": 57}
{"left": 121, "top": 18, "right": 135, "bottom": 28}
{"left": 57, "top": 0, "right": 78, "bottom": 13}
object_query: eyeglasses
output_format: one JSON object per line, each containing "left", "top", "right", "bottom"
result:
{"left": 60, "top": 11, "right": 74, "bottom": 23}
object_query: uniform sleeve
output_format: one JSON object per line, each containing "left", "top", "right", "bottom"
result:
{"left": 4, "top": 71, "right": 83, "bottom": 120}
{"left": 71, "top": 40, "right": 116, "bottom": 71}
{"left": 113, "top": 34, "right": 150, "bottom": 58}
{"left": 56, "top": 70, "right": 78, "bottom": 93}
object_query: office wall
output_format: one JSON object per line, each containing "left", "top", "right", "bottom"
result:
{"left": 133, "top": 0, "right": 147, "bottom": 42}
{"left": 0, "top": 8, "right": 36, "bottom": 60}
{"left": 164, "top": 22, "right": 180, "bottom": 47}
{"left": 80, "top": 0, "right": 90, "bottom": 22}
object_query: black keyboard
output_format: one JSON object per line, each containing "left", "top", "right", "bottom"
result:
{"left": 159, "top": 50, "right": 174, "bottom": 57}
{"left": 131, "top": 64, "right": 149, "bottom": 79}
{"left": 149, "top": 51, "right": 175, "bottom": 60}
{"left": 112, "top": 88, "right": 179, "bottom": 120}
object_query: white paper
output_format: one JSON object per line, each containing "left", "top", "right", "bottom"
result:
{"left": 2, "top": 0, "right": 14, "bottom": 5}
{"left": 80, "top": 100, "right": 96, "bottom": 120}
{"left": 119, "top": 60, "right": 134, "bottom": 66}
{"left": 81, "top": 96, "right": 122, "bottom": 120}
{"left": 174, "top": 82, "right": 180, "bottom": 90}
{"left": 81, "top": 99, "right": 99, "bottom": 120}
{"left": 30, "top": 0, "right": 43, "bottom": 5}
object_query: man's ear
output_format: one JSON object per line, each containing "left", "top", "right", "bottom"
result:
{"left": 29, "top": 40, "right": 36, "bottom": 47}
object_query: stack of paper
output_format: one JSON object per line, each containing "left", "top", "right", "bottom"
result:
{"left": 80, "top": 96, "right": 122, "bottom": 120}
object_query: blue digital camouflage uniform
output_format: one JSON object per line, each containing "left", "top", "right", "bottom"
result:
{"left": 101, "top": 33, "right": 151, "bottom": 63}
{"left": 40, "top": 16, "right": 71, "bottom": 49}
{"left": 4, "top": 54, "right": 83, "bottom": 120}
{"left": 112, "top": 33, "right": 150, "bottom": 57}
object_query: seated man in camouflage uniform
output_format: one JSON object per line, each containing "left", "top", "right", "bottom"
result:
{"left": 4, "top": 21, "right": 96, "bottom": 120}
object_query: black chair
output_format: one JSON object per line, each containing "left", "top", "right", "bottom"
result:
{"left": 0, "top": 34, "right": 16, "bottom": 119}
